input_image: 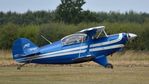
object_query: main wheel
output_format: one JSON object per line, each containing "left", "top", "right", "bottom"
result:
{"left": 105, "top": 63, "right": 113, "bottom": 69}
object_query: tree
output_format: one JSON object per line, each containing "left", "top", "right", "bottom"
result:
{"left": 55, "top": 0, "right": 85, "bottom": 24}
{"left": 0, "top": 23, "right": 19, "bottom": 49}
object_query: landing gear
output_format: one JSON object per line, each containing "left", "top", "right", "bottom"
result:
{"left": 105, "top": 63, "right": 113, "bottom": 69}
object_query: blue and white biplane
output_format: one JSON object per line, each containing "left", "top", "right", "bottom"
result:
{"left": 12, "top": 26, "right": 137, "bottom": 69}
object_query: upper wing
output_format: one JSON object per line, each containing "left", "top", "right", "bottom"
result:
{"left": 79, "top": 26, "right": 105, "bottom": 36}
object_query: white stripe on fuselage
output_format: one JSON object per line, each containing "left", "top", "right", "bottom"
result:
{"left": 90, "top": 44, "right": 124, "bottom": 52}
{"left": 40, "top": 45, "right": 88, "bottom": 56}
{"left": 16, "top": 46, "right": 87, "bottom": 61}
{"left": 90, "top": 33, "right": 123, "bottom": 48}
{"left": 37, "top": 50, "right": 86, "bottom": 59}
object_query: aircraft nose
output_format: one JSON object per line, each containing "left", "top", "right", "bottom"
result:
{"left": 127, "top": 33, "right": 137, "bottom": 40}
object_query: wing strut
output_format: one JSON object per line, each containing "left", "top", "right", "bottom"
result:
{"left": 41, "top": 35, "right": 52, "bottom": 44}
{"left": 78, "top": 37, "right": 86, "bottom": 58}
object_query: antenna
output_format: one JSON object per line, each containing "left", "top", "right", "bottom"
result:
{"left": 41, "top": 35, "right": 52, "bottom": 44}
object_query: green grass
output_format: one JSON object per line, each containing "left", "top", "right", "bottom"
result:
{"left": 0, "top": 50, "right": 149, "bottom": 84}
{"left": 0, "top": 65, "right": 149, "bottom": 84}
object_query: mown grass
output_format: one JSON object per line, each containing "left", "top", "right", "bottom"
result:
{"left": 0, "top": 50, "right": 149, "bottom": 84}
{"left": 0, "top": 66, "right": 149, "bottom": 84}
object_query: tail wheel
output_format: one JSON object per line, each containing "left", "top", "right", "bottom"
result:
{"left": 105, "top": 63, "right": 113, "bottom": 69}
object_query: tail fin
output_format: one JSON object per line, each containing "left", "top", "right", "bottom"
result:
{"left": 12, "top": 38, "right": 39, "bottom": 62}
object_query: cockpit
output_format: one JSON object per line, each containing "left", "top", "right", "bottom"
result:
{"left": 61, "top": 33, "right": 87, "bottom": 46}
{"left": 92, "top": 27, "right": 108, "bottom": 39}
{"left": 61, "top": 26, "right": 108, "bottom": 46}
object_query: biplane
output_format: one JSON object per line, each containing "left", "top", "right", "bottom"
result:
{"left": 12, "top": 26, "right": 137, "bottom": 69}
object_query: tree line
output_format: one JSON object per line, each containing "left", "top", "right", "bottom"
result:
{"left": 0, "top": 10, "right": 149, "bottom": 25}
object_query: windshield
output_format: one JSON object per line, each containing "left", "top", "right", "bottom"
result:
{"left": 61, "top": 34, "right": 87, "bottom": 46}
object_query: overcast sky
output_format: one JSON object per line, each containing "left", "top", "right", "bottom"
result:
{"left": 0, "top": 0, "right": 149, "bottom": 13}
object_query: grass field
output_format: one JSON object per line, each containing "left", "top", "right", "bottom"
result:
{"left": 0, "top": 50, "right": 149, "bottom": 84}
{"left": 0, "top": 65, "right": 149, "bottom": 84}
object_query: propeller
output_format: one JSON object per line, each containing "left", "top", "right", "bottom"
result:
{"left": 118, "top": 33, "right": 137, "bottom": 54}
{"left": 126, "top": 33, "right": 137, "bottom": 41}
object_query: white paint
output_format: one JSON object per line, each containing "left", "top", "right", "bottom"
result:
{"left": 16, "top": 49, "right": 86, "bottom": 61}
{"left": 79, "top": 26, "right": 105, "bottom": 33}
{"left": 40, "top": 46, "right": 88, "bottom": 56}
{"left": 28, "top": 47, "right": 38, "bottom": 51}
{"left": 90, "top": 44, "right": 124, "bottom": 52}
{"left": 90, "top": 33, "right": 123, "bottom": 48}
{"left": 23, "top": 43, "right": 30, "bottom": 49}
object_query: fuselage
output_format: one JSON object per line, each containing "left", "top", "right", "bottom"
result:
{"left": 20, "top": 33, "right": 128, "bottom": 64}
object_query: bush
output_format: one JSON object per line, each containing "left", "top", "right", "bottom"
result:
{"left": 0, "top": 22, "right": 149, "bottom": 50}
{"left": 0, "top": 23, "right": 19, "bottom": 49}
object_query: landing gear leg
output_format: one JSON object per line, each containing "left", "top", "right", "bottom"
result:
{"left": 17, "top": 63, "right": 28, "bottom": 70}
{"left": 105, "top": 63, "right": 113, "bottom": 69}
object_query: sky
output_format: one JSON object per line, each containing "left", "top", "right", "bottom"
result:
{"left": 0, "top": 0, "right": 149, "bottom": 13}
